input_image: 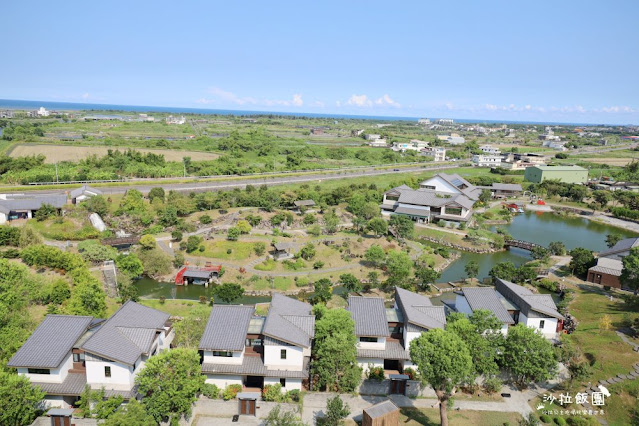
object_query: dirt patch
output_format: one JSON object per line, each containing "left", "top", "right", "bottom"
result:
{"left": 8, "top": 144, "right": 219, "bottom": 163}
{"left": 580, "top": 157, "right": 635, "bottom": 166}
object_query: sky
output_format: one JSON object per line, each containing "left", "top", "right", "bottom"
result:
{"left": 1, "top": 1, "right": 638, "bottom": 124}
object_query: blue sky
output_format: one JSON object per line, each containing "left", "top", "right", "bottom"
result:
{"left": 2, "top": 1, "right": 638, "bottom": 124}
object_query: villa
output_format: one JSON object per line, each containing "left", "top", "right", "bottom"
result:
{"left": 199, "top": 294, "right": 315, "bottom": 392}
{"left": 70, "top": 185, "right": 103, "bottom": 204}
{"left": 0, "top": 194, "right": 67, "bottom": 224}
{"left": 453, "top": 279, "right": 564, "bottom": 339}
{"left": 587, "top": 237, "right": 639, "bottom": 289}
{"left": 7, "top": 301, "right": 174, "bottom": 409}
{"left": 380, "top": 173, "right": 480, "bottom": 225}
{"left": 347, "top": 287, "right": 446, "bottom": 376}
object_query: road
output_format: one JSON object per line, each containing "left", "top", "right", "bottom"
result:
{"left": 6, "top": 163, "right": 461, "bottom": 196}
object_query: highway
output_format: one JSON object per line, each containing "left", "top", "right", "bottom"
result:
{"left": 7, "top": 163, "right": 463, "bottom": 196}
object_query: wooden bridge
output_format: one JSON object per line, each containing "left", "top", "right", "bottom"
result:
{"left": 504, "top": 239, "right": 545, "bottom": 251}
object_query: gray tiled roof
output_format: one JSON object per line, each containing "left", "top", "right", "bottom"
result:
{"left": 200, "top": 305, "right": 254, "bottom": 351}
{"left": 495, "top": 279, "right": 564, "bottom": 320}
{"left": 460, "top": 287, "right": 515, "bottom": 324}
{"left": 491, "top": 183, "right": 523, "bottom": 191}
{"left": 589, "top": 257, "right": 623, "bottom": 276}
{"left": 202, "top": 355, "right": 309, "bottom": 378}
{"left": 262, "top": 293, "right": 315, "bottom": 348}
{"left": 70, "top": 185, "right": 103, "bottom": 199}
{"left": 364, "top": 400, "right": 399, "bottom": 418}
{"left": 8, "top": 315, "right": 93, "bottom": 368}
{"left": 437, "top": 173, "right": 482, "bottom": 200}
{"left": 598, "top": 237, "right": 639, "bottom": 259}
{"left": 394, "top": 206, "right": 431, "bottom": 217}
{"left": 0, "top": 194, "right": 67, "bottom": 212}
{"left": 348, "top": 296, "right": 390, "bottom": 337}
{"left": 396, "top": 189, "right": 475, "bottom": 211}
{"left": 357, "top": 340, "right": 410, "bottom": 360}
{"left": 81, "top": 301, "right": 169, "bottom": 365}
{"left": 32, "top": 373, "right": 87, "bottom": 396}
{"left": 395, "top": 287, "right": 446, "bottom": 330}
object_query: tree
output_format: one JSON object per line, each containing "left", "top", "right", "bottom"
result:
{"left": 598, "top": 314, "right": 613, "bottom": 332}
{"left": 489, "top": 261, "right": 517, "bottom": 281}
{"left": 212, "top": 283, "right": 245, "bottom": 303}
{"left": 303, "top": 214, "right": 316, "bottom": 225}
{"left": 530, "top": 246, "right": 550, "bottom": 261}
{"left": 139, "top": 235, "right": 157, "bottom": 250}
{"left": 592, "top": 190, "right": 611, "bottom": 210}
{"left": 548, "top": 241, "right": 566, "bottom": 256}
{"left": 78, "top": 240, "right": 118, "bottom": 263}
{"left": 136, "top": 348, "right": 205, "bottom": 424}
{"left": 136, "top": 248, "right": 172, "bottom": 277}
{"left": 389, "top": 215, "right": 414, "bottom": 239}
{"left": 0, "top": 371, "right": 45, "bottom": 426}
{"left": 83, "top": 195, "right": 109, "bottom": 216}
{"left": 384, "top": 250, "right": 412, "bottom": 287}
{"left": 621, "top": 247, "right": 639, "bottom": 295}
{"left": 299, "top": 243, "right": 316, "bottom": 260}
{"left": 19, "top": 225, "right": 42, "bottom": 248}
{"left": 115, "top": 253, "right": 144, "bottom": 278}
{"left": 366, "top": 217, "right": 388, "bottom": 237}
{"left": 339, "top": 273, "right": 362, "bottom": 293}
{"left": 410, "top": 328, "right": 474, "bottom": 426}
{"left": 364, "top": 245, "right": 385, "bottom": 267}
{"left": 324, "top": 210, "right": 340, "bottom": 234}
{"left": 447, "top": 310, "right": 504, "bottom": 377}
{"left": 34, "top": 203, "right": 57, "bottom": 221}
{"left": 254, "top": 242, "right": 266, "bottom": 256}
{"left": 501, "top": 324, "right": 557, "bottom": 387}
{"left": 236, "top": 220, "right": 252, "bottom": 234}
{"left": 568, "top": 247, "right": 595, "bottom": 277}
{"left": 479, "top": 189, "right": 492, "bottom": 204}
{"left": 67, "top": 280, "right": 107, "bottom": 318}
{"left": 606, "top": 233, "right": 622, "bottom": 248}
{"left": 311, "top": 309, "right": 362, "bottom": 392}
{"left": 415, "top": 265, "right": 440, "bottom": 290}
{"left": 185, "top": 235, "right": 203, "bottom": 253}
{"left": 227, "top": 227, "right": 240, "bottom": 241}
{"left": 148, "top": 187, "right": 165, "bottom": 203}
{"left": 322, "top": 395, "right": 350, "bottom": 426}
{"left": 310, "top": 278, "right": 333, "bottom": 305}
{"left": 464, "top": 260, "right": 479, "bottom": 283}
{"left": 173, "top": 306, "right": 210, "bottom": 349}
{"left": 171, "top": 230, "right": 183, "bottom": 242}
{"left": 102, "top": 399, "right": 156, "bottom": 426}
{"left": 264, "top": 405, "right": 305, "bottom": 426}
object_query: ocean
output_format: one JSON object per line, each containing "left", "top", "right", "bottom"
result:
{"left": 0, "top": 98, "right": 615, "bottom": 126}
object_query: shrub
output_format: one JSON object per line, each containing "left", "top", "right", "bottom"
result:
{"left": 313, "top": 261, "right": 325, "bottom": 269}
{"left": 367, "top": 366, "right": 385, "bottom": 381}
{"left": 254, "top": 242, "right": 266, "bottom": 256}
{"left": 199, "top": 214, "right": 212, "bottom": 224}
{"left": 199, "top": 295, "right": 207, "bottom": 304}
{"left": 403, "top": 367, "right": 419, "bottom": 381}
{"left": 437, "top": 219, "right": 446, "bottom": 227}
{"left": 537, "top": 279, "right": 558, "bottom": 292}
{"left": 159, "top": 296, "right": 166, "bottom": 304}
{"left": 201, "top": 383, "right": 220, "bottom": 399}
{"left": 262, "top": 384, "right": 284, "bottom": 402}
{"left": 554, "top": 417, "right": 567, "bottom": 426}
{"left": 483, "top": 376, "right": 503, "bottom": 394}
{"left": 287, "top": 389, "right": 301, "bottom": 402}
{"left": 540, "top": 414, "right": 552, "bottom": 424}
{"left": 171, "top": 230, "right": 183, "bottom": 242}
{"left": 222, "top": 384, "right": 242, "bottom": 400}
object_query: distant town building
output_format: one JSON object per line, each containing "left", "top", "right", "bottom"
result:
{"left": 420, "top": 146, "right": 446, "bottom": 162}
{"left": 368, "top": 139, "right": 388, "bottom": 148}
{"left": 391, "top": 140, "right": 429, "bottom": 152}
{"left": 138, "top": 113, "right": 155, "bottom": 122}
{"left": 472, "top": 154, "right": 502, "bottom": 167}
{"left": 364, "top": 134, "right": 382, "bottom": 141}
{"left": 539, "top": 127, "right": 561, "bottom": 142}
{"left": 524, "top": 165, "right": 588, "bottom": 184}
{"left": 542, "top": 140, "right": 567, "bottom": 151}
{"left": 166, "top": 115, "right": 186, "bottom": 125}
{"left": 376, "top": 123, "right": 391, "bottom": 128}
{"left": 0, "top": 110, "right": 14, "bottom": 119}
{"left": 436, "top": 119, "right": 454, "bottom": 125}
{"left": 37, "top": 107, "right": 50, "bottom": 117}
{"left": 417, "top": 118, "right": 431, "bottom": 125}
{"left": 351, "top": 129, "right": 365, "bottom": 137}
{"left": 479, "top": 144, "right": 501, "bottom": 155}
{"left": 310, "top": 128, "right": 324, "bottom": 135}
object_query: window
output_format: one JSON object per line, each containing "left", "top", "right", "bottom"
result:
{"left": 73, "top": 353, "right": 85, "bottom": 363}
{"left": 245, "top": 338, "right": 262, "bottom": 347}
{"left": 280, "top": 378, "right": 286, "bottom": 387}
{"left": 212, "top": 351, "right": 233, "bottom": 357}
{"left": 360, "top": 337, "right": 378, "bottom": 343}
{"left": 539, "top": 320, "right": 545, "bottom": 329}
{"left": 104, "top": 366, "right": 111, "bottom": 378}
{"left": 388, "top": 325, "right": 403, "bottom": 335}
{"left": 27, "top": 368, "right": 50, "bottom": 375}
{"left": 280, "top": 349, "right": 287, "bottom": 360}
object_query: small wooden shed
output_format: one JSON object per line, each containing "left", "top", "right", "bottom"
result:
{"left": 362, "top": 399, "right": 400, "bottom": 426}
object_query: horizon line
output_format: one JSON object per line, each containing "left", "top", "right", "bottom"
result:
{"left": 0, "top": 98, "right": 635, "bottom": 127}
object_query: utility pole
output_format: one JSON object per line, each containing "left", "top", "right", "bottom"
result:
{"left": 55, "top": 162, "right": 59, "bottom": 183}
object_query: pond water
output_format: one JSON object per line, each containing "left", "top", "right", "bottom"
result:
{"left": 438, "top": 211, "right": 638, "bottom": 283}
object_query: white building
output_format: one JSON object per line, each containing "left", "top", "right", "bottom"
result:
{"left": 37, "top": 107, "right": 50, "bottom": 117}
{"left": 417, "top": 118, "right": 431, "bottom": 125}
{"left": 391, "top": 140, "right": 429, "bottom": 152}
{"left": 472, "top": 154, "right": 502, "bottom": 167}
{"left": 365, "top": 134, "right": 382, "bottom": 141}
{"left": 438, "top": 135, "right": 465, "bottom": 145}
{"left": 368, "top": 139, "right": 388, "bottom": 147}
{"left": 347, "top": 287, "right": 445, "bottom": 376}
{"left": 542, "top": 140, "right": 567, "bottom": 151}
{"left": 70, "top": 185, "right": 102, "bottom": 204}
{"left": 479, "top": 145, "right": 501, "bottom": 155}
{"left": 200, "top": 294, "right": 314, "bottom": 392}
{"left": 0, "top": 194, "right": 67, "bottom": 224}
{"left": 453, "top": 279, "right": 564, "bottom": 339}
{"left": 420, "top": 147, "right": 446, "bottom": 162}
{"left": 381, "top": 173, "right": 481, "bottom": 225}
{"left": 436, "top": 119, "right": 454, "bottom": 125}
{"left": 7, "top": 302, "right": 174, "bottom": 409}
{"left": 166, "top": 115, "right": 186, "bottom": 125}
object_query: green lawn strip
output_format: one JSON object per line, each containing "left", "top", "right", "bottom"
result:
{"left": 344, "top": 408, "right": 521, "bottom": 426}
{"left": 196, "top": 240, "right": 259, "bottom": 261}
{"left": 138, "top": 299, "right": 211, "bottom": 317}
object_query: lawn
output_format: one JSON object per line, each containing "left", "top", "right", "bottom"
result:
{"left": 139, "top": 299, "right": 212, "bottom": 317}
{"left": 198, "top": 239, "right": 260, "bottom": 261}
{"left": 344, "top": 408, "right": 521, "bottom": 426}
{"left": 28, "top": 217, "right": 101, "bottom": 240}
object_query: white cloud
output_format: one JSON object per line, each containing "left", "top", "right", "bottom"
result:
{"left": 347, "top": 94, "right": 372, "bottom": 107}
{"left": 81, "top": 92, "right": 90, "bottom": 99}
{"left": 197, "top": 87, "right": 304, "bottom": 108}
{"left": 292, "top": 94, "right": 303, "bottom": 107}
{"left": 375, "top": 94, "right": 401, "bottom": 108}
